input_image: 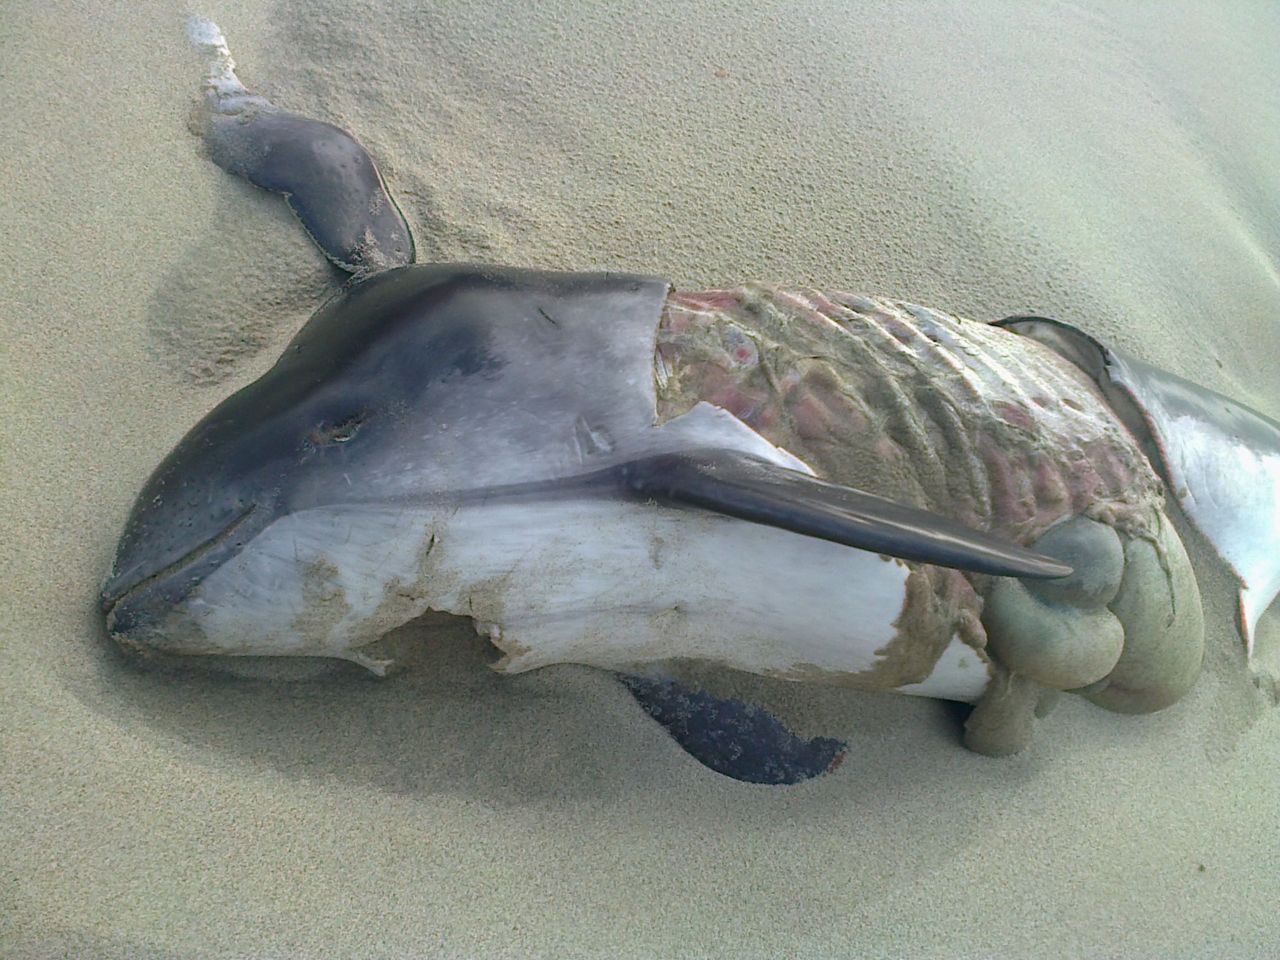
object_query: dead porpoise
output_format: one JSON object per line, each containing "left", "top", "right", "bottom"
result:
{"left": 99, "top": 19, "right": 1280, "bottom": 784}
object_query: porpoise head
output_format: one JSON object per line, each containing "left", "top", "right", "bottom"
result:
{"left": 100, "top": 265, "right": 678, "bottom": 666}
{"left": 100, "top": 266, "right": 507, "bottom": 662}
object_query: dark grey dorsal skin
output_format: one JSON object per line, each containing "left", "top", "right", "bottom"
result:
{"left": 189, "top": 17, "right": 412, "bottom": 275}
{"left": 203, "top": 107, "right": 415, "bottom": 274}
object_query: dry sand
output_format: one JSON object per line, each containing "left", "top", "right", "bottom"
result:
{"left": 4, "top": 1, "right": 1279, "bottom": 957}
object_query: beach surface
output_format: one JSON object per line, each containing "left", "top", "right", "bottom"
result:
{"left": 3, "top": 2, "right": 1279, "bottom": 956}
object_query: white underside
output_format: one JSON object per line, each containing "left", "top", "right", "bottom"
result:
{"left": 179, "top": 497, "right": 990, "bottom": 702}
{"left": 895, "top": 635, "right": 992, "bottom": 701}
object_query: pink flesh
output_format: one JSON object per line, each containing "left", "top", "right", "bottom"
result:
{"left": 655, "top": 287, "right": 1165, "bottom": 550}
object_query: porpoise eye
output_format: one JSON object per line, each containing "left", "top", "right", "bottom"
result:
{"left": 308, "top": 414, "right": 367, "bottom": 447}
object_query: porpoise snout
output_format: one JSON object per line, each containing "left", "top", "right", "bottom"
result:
{"left": 100, "top": 487, "right": 268, "bottom": 656}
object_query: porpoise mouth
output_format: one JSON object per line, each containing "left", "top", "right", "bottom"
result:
{"left": 100, "top": 505, "right": 260, "bottom": 618}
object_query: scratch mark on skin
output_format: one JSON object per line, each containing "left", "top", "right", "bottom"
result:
{"left": 537, "top": 307, "right": 558, "bottom": 326}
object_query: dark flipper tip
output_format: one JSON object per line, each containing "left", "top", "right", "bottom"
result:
{"left": 619, "top": 674, "right": 847, "bottom": 785}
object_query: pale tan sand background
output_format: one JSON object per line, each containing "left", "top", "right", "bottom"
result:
{"left": 4, "top": 1, "right": 1280, "bottom": 957}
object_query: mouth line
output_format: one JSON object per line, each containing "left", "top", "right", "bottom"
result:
{"left": 102, "top": 504, "right": 260, "bottom": 617}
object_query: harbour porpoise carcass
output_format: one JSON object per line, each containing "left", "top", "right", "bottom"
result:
{"left": 100, "top": 19, "right": 1280, "bottom": 784}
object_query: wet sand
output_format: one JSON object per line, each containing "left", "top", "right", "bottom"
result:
{"left": 4, "top": 2, "right": 1279, "bottom": 956}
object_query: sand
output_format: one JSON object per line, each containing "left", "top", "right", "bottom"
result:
{"left": 4, "top": 1, "right": 1279, "bottom": 956}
